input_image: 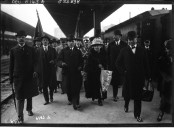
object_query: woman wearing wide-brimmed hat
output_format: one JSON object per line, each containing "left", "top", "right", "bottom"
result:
{"left": 84, "top": 37, "right": 107, "bottom": 106}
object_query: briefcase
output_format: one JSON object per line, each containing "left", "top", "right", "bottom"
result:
{"left": 142, "top": 80, "right": 154, "bottom": 102}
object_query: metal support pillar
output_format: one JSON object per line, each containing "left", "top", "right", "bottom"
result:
{"left": 93, "top": 7, "right": 101, "bottom": 37}
{"left": 172, "top": 3, "right": 174, "bottom": 127}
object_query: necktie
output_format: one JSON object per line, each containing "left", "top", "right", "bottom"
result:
{"left": 45, "top": 47, "right": 48, "bottom": 52}
{"left": 20, "top": 46, "right": 24, "bottom": 51}
{"left": 131, "top": 46, "right": 136, "bottom": 49}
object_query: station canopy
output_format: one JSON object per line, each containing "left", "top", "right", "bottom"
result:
{"left": 44, "top": 0, "right": 122, "bottom": 37}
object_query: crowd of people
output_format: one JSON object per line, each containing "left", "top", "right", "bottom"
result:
{"left": 9, "top": 29, "right": 173, "bottom": 124}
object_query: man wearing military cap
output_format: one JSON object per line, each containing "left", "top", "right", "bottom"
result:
{"left": 9, "top": 30, "right": 39, "bottom": 123}
{"left": 36, "top": 35, "right": 57, "bottom": 105}
{"left": 107, "top": 29, "right": 127, "bottom": 102}
{"left": 116, "top": 31, "right": 150, "bottom": 122}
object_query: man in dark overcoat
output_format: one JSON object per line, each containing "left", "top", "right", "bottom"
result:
{"left": 58, "top": 35, "right": 83, "bottom": 110}
{"left": 9, "top": 30, "right": 39, "bottom": 124}
{"left": 107, "top": 30, "right": 127, "bottom": 101}
{"left": 116, "top": 31, "right": 150, "bottom": 122}
{"left": 36, "top": 35, "right": 57, "bottom": 105}
{"left": 144, "top": 40, "right": 154, "bottom": 81}
{"left": 33, "top": 37, "right": 43, "bottom": 93}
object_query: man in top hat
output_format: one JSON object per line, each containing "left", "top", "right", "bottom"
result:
{"left": 107, "top": 29, "right": 127, "bottom": 102}
{"left": 9, "top": 30, "right": 39, "bottom": 123}
{"left": 36, "top": 35, "right": 57, "bottom": 105}
{"left": 58, "top": 35, "right": 83, "bottom": 110}
{"left": 116, "top": 31, "right": 150, "bottom": 122}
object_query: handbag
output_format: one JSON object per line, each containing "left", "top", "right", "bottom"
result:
{"left": 100, "top": 70, "right": 112, "bottom": 91}
{"left": 142, "top": 80, "right": 154, "bottom": 102}
{"left": 100, "top": 70, "right": 112, "bottom": 100}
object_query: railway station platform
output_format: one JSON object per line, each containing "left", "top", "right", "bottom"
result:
{"left": 1, "top": 85, "right": 172, "bottom": 126}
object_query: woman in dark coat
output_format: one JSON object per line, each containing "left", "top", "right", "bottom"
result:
{"left": 85, "top": 37, "right": 107, "bottom": 106}
{"left": 157, "top": 39, "right": 173, "bottom": 121}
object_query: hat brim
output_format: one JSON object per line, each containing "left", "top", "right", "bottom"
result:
{"left": 115, "top": 34, "right": 122, "bottom": 36}
{"left": 16, "top": 35, "right": 26, "bottom": 37}
{"left": 91, "top": 44, "right": 103, "bottom": 46}
{"left": 41, "top": 37, "right": 50, "bottom": 41}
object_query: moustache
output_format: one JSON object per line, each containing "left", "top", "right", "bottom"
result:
{"left": 19, "top": 39, "right": 24, "bottom": 42}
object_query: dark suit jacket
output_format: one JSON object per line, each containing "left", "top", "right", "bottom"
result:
{"left": 107, "top": 40, "right": 127, "bottom": 85}
{"left": 9, "top": 44, "right": 38, "bottom": 100}
{"left": 116, "top": 45, "right": 150, "bottom": 100}
{"left": 36, "top": 46, "right": 57, "bottom": 87}
{"left": 107, "top": 40, "right": 127, "bottom": 70}
{"left": 144, "top": 47, "right": 153, "bottom": 77}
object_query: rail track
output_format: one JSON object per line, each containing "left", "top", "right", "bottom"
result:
{"left": 1, "top": 58, "right": 12, "bottom": 105}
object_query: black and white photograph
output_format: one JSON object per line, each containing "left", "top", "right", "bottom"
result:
{"left": 0, "top": 0, "right": 173, "bottom": 126}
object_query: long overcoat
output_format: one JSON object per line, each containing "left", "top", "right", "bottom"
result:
{"left": 85, "top": 48, "right": 107, "bottom": 99}
{"left": 55, "top": 45, "right": 63, "bottom": 82}
{"left": 9, "top": 44, "right": 39, "bottom": 100}
{"left": 107, "top": 40, "right": 127, "bottom": 85}
{"left": 116, "top": 45, "right": 150, "bottom": 100}
{"left": 158, "top": 51, "right": 172, "bottom": 113}
{"left": 58, "top": 47, "right": 83, "bottom": 96}
{"left": 36, "top": 46, "right": 57, "bottom": 88}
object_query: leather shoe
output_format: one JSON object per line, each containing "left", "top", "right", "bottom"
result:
{"left": 76, "top": 105, "right": 81, "bottom": 109}
{"left": 28, "top": 111, "right": 33, "bottom": 116}
{"left": 68, "top": 101, "right": 72, "bottom": 105}
{"left": 50, "top": 99, "right": 53, "bottom": 102}
{"left": 124, "top": 106, "right": 128, "bottom": 112}
{"left": 73, "top": 106, "right": 77, "bottom": 110}
{"left": 98, "top": 100, "right": 103, "bottom": 106}
{"left": 136, "top": 116, "right": 143, "bottom": 122}
{"left": 13, "top": 116, "right": 23, "bottom": 124}
{"left": 44, "top": 102, "right": 49, "bottom": 105}
{"left": 113, "top": 98, "right": 117, "bottom": 102}
{"left": 157, "top": 111, "right": 164, "bottom": 122}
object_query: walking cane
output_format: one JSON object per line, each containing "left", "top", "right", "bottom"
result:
{"left": 11, "top": 83, "right": 17, "bottom": 113}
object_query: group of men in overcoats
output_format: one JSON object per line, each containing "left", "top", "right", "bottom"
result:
{"left": 9, "top": 29, "right": 151, "bottom": 123}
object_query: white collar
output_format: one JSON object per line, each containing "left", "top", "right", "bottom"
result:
{"left": 129, "top": 44, "right": 137, "bottom": 49}
{"left": 115, "top": 40, "right": 120, "bottom": 45}
{"left": 145, "top": 46, "right": 149, "bottom": 49}
{"left": 43, "top": 45, "right": 48, "bottom": 48}
{"left": 18, "top": 43, "right": 25, "bottom": 47}
{"left": 70, "top": 47, "right": 74, "bottom": 50}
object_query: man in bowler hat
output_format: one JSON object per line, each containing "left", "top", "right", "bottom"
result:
{"left": 107, "top": 29, "right": 127, "bottom": 102}
{"left": 116, "top": 31, "right": 150, "bottom": 122}
{"left": 9, "top": 30, "right": 39, "bottom": 123}
{"left": 33, "top": 37, "right": 43, "bottom": 94}
{"left": 36, "top": 35, "right": 57, "bottom": 105}
{"left": 58, "top": 35, "right": 83, "bottom": 110}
